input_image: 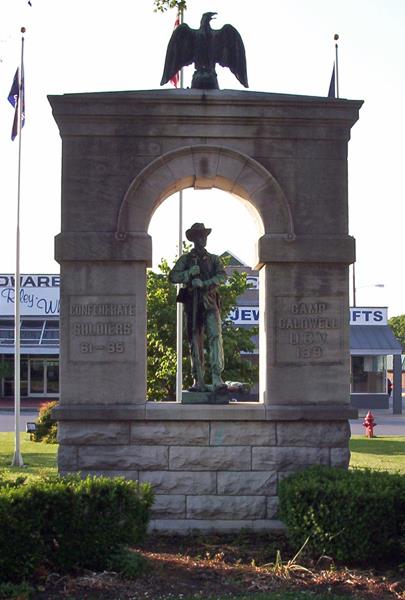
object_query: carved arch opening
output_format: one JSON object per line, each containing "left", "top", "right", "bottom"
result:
{"left": 115, "top": 145, "right": 295, "bottom": 241}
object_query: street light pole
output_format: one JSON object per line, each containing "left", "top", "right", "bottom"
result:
{"left": 353, "top": 270, "right": 385, "bottom": 307}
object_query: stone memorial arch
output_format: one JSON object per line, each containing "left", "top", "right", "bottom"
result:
{"left": 50, "top": 89, "right": 361, "bottom": 532}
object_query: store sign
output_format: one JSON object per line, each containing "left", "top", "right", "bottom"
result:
{"left": 0, "top": 274, "right": 60, "bottom": 317}
{"left": 246, "top": 276, "right": 259, "bottom": 290}
{"left": 230, "top": 306, "right": 389, "bottom": 327}
{"left": 229, "top": 306, "right": 259, "bottom": 325}
{"left": 349, "top": 307, "right": 387, "bottom": 325}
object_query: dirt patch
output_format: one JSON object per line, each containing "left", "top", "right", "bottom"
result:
{"left": 29, "top": 533, "right": 405, "bottom": 599}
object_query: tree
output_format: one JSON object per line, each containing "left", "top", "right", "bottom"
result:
{"left": 147, "top": 253, "right": 258, "bottom": 401}
{"left": 153, "top": 0, "right": 187, "bottom": 14}
{"left": 388, "top": 314, "right": 405, "bottom": 351}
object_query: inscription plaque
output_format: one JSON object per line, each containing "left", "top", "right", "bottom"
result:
{"left": 69, "top": 295, "right": 136, "bottom": 363}
{"left": 275, "top": 296, "right": 344, "bottom": 366}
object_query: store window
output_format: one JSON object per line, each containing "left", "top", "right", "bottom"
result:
{"left": 29, "top": 358, "right": 59, "bottom": 396}
{"left": 1, "top": 357, "right": 28, "bottom": 397}
{"left": 0, "top": 356, "right": 59, "bottom": 397}
{"left": 351, "top": 355, "right": 387, "bottom": 394}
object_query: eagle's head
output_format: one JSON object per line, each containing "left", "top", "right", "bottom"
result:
{"left": 201, "top": 12, "right": 217, "bottom": 27}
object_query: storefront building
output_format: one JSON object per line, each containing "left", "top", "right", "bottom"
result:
{"left": 0, "top": 274, "right": 60, "bottom": 399}
{"left": 349, "top": 307, "right": 402, "bottom": 410}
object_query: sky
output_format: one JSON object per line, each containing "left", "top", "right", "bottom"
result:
{"left": 0, "top": 0, "right": 404, "bottom": 317}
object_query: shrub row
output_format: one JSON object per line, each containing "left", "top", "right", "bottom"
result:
{"left": 0, "top": 474, "right": 153, "bottom": 583}
{"left": 278, "top": 465, "right": 405, "bottom": 564}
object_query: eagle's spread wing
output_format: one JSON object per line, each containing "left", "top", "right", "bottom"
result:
{"left": 213, "top": 24, "right": 248, "bottom": 88}
{"left": 160, "top": 24, "right": 195, "bottom": 85}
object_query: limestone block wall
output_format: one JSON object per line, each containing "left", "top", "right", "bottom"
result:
{"left": 56, "top": 405, "right": 351, "bottom": 533}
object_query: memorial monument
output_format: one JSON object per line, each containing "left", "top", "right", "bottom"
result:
{"left": 50, "top": 11, "right": 361, "bottom": 532}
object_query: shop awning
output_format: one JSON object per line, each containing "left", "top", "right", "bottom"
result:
{"left": 350, "top": 325, "right": 402, "bottom": 356}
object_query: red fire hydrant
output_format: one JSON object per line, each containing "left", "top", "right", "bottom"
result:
{"left": 363, "top": 410, "right": 377, "bottom": 438}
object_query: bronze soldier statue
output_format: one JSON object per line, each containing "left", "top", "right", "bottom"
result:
{"left": 169, "top": 223, "right": 227, "bottom": 393}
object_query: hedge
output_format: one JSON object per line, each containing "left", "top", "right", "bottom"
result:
{"left": 0, "top": 474, "right": 153, "bottom": 583}
{"left": 278, "top": 465, "right": 405, "bottom": 564}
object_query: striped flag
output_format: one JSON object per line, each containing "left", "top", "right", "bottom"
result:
{"left": 7, "top": 67, "right": 25, "bottom": 140}
{"left": 170, "top": 13, "right": 180, "bottom": 87}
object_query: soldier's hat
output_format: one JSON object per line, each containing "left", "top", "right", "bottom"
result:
{"left": 185, "top": 223, "right": 212, "bottom": 241}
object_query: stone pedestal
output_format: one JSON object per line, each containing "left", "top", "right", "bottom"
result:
{"left": 49, "top": 89, "right": 361, "bottom": 532}
{"left": 181, "top": 391, "right": 229, "bottom": 404}
{"left": 55, "top": 402, "right": 356, "bottom": 532}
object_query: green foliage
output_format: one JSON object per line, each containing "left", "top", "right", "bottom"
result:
{"left": 107, "top": 547, "right": 147, "bottom": 579}
{"left": 32, "top": 400, "right": 58, "bottom": 443}
{"left": 147, "top": 257, "right": 181, "bottom": 400}
{"left": 0, "top": 474, "right": 153, "bottom": 583}
{"left": 153, "top": 0, "right": 187, "bottom": 14}
{"left": 218, "top": 258, "right": 258, "bottom": 384}
{"left": 0, "top": 582, "right": 33, "bottom": 599}
{"left": 388, "top": 313, "right": 405, "bottom": 351}
{"left": 278, "top": 465, "right": 405, "bottom": 564}
{"left": 0, "top": 471, "right": 26, "bottom": 489}
{"left": 147, "top": 253, "right": 258, "bottom": 400}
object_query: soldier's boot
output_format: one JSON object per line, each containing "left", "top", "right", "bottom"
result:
{"left": 212, "top": 372, "right": 227, "bottom": 394}
{"left": 189, "top": 378, "right": 206, "bottom": 392}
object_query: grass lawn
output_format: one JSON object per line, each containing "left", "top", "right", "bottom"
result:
{"left": 0, "top": 432, "right": 57, "bottom": 480}
{"left": 349, "top": 434, "right": 405, "bottom": 473}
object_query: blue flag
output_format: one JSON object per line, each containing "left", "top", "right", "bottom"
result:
{"left": 7, "top": 67, "right": 25, "bottom": 141}
{"left": 328, "top": 64, "right": 336, "bottom": 98}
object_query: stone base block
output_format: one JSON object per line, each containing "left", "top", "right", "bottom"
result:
{"left": 182, "top": 391, "right": 229, "bottom": 404}
{"left": 56, "top": 410, "right": 353, "bottom": 533}
{"left": 149, "top": 519, "right": 286, "bottom": 534}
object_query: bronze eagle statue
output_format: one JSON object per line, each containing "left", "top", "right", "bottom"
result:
{"left": 160, "top": 12, "right": 248, "bottom": 90}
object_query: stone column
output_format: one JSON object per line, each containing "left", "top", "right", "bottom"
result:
{"left": 258, "top": 234, "right": 355, "bottom": 408}
{"left": 55, "top": 232, "right": 151, "bottom": 405}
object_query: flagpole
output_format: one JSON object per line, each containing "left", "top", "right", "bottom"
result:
{"left": 12, "top": 27, "right": 26, "bottom": 467}
{"left": 176, "top": 7, "right": 184, "bottom": 403}
{"left": 334, "top": 33, "right": 339, "bottom": 98}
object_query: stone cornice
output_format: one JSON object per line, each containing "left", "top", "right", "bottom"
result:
{"left": 53, "top": 402, "right": 358, "bottom": 422}
{"left": 48, "top": 89, "right": 363, "bottom": 140}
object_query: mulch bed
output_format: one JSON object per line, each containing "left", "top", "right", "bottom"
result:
{"left": 29, "top": 533, "right": 405, "bottom": 599}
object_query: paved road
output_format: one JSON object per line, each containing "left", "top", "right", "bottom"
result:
{"left": 350, "top": 412, "right": 405, "bottom": 436}
{"left": 0, "top": 409, "right": 39, "bottom": 433}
